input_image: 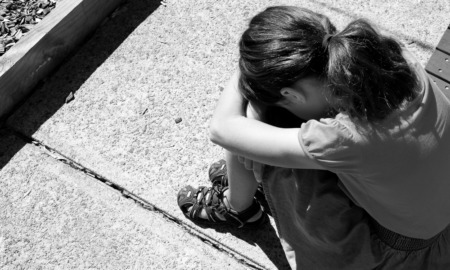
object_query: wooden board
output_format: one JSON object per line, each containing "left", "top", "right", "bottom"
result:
{"left": 429, "top": 73, "right": 450, "bottom": 99}
{"left": 436, "top": 28, "right": 450, "bottom": 52}
{"left": 0, "top": 0, "right": 125, "bottom": 119}
{"left": 427, "top": 50, "right": 450, "bottom": 81}
{"left": 426, "top": 25, "right": 450, "bottom": 95}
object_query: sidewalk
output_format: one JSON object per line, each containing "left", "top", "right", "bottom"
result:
{"left": 1, "top": 0, "right": 449, "bottom": 269}
{"left": 0, "top": 129, "right": 246, "bottom": 269}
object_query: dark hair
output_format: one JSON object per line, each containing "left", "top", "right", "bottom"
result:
{"left": 239, "top": 6, "right": 335, "bottom": 104}
{"left": 239, "top": 6, "right": 418, "bottom": 121}
{"left": 325, "top": 20, "right": 417, "bottom": 120}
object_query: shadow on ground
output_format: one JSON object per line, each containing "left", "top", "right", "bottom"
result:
{"left": 0, "top": 0, "right": 160, "bottom": 171}
{"left": 224, "top": 223, "right": 291, "bottom": 269}
{"left": 192, "top": 218, "right": 290, "bottom": 269}
{"left": 0, "top": 1, "right": 292, "bottom": 268}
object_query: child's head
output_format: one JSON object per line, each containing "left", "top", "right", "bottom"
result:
{"left": 238, "top": 6, "right": 418, "bottom": 121}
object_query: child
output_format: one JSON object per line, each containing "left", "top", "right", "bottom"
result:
{"left": 178, "top": 6, "right": 450, "bottom": 269}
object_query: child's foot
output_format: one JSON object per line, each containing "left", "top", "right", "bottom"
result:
{"left": 183, "top": 188, "right": 263, "bottom": 222}
{"left": 208, "top": 159, "right": 228, "bottom": 187}
{"left": 208, "top": 159, "right": 272, "bottom": 215}
{"left": 177, "top": 184, "right": 267, "bottom": 228}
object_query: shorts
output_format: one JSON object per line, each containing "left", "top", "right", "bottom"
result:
{"left": 257, "top": 166, "right": 450, "bottom": 269}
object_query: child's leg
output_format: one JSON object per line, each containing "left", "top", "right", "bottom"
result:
{"left": 218, "top": 103, "right": 264, "bottom": 214}
{"left": 190, "top": 150, "right": 262, "bottom": 221}
{"left": 223, "top": 150, "right": 260, "bottom": 212}
{"left": 178, "top": 103, "right": 268, "bottom": 224}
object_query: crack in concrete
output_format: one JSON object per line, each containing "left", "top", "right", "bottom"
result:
{"left": 7, "top": 127, "right": 267, "bottom": 270}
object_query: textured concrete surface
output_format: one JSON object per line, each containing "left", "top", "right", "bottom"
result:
{"left": 0, "top": 129, "right": 246, "bottom": 269}
{"left": 4, "top": 0, "right": 450, "bottom": 269}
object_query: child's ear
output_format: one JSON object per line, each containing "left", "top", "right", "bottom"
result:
{"left": 280, "top": 87, "right": 306, "bottom": 104}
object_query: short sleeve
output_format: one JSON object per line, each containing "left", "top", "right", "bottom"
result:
{"left": 298, "top": 118, "right": 361, "bottom": 173}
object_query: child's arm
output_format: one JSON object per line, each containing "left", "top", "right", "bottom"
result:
{"left": 210, "top": 70, "right": 325, "bottom": 170}
{"left": 236, "top": 101, "right": 265, "bottom": 168}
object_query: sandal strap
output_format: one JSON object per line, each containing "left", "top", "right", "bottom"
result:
{"left": 209, "top": 159, "right": 228, "bottom": 186}
{"left": 208, "top": 159, "right": 271, "bottom": 216}
{"left": 218, "top": 198, "right": 262, "bottom": 228}
{"left": 196, "top": 186, "right": 261, "bottom": 227}
{"left": 185, "top": 186, "right": 209, "bottom": 219}
{"left": 188, "top": 201, "right": 202, "bottom": 219}
{"left": 195, "top": 186, "right": 224, "bottom": 223}
{"left": 178, "top": 185, "right": 264, "bottom": 228}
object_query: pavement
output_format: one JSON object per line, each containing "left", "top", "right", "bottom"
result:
{"left": 1, "top": 0, "right": 449, "bottom": 269}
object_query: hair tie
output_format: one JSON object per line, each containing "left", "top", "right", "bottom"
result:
{"left": 322, "top": 33, "right": 334, "bottom": 50}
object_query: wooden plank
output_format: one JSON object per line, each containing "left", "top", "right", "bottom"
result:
{"left": 425, "top": 25, "right": 450, "bottom": 92}
{"left": 436, "top": 28, "right": 450, "bottom": 53}
{"left": 426, "top": 49, "right": 450, "bottom": 81}
{"left": 428, "top": 73, "right": 450, "bottom": 99}
{"left": 0, "top": 0, "right": 125, "bottom": 118}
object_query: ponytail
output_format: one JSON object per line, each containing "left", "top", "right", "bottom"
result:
{"left": 324, "top": 19, "right": 418, "bottom": 121}
{"left": 239, "top": 8, "right": 417, "bottom": 121}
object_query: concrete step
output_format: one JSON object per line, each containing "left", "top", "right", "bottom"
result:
{"left": 0, "top": 129, "right": 247, "bottom": 269}
{"left": 5, "top": 0, "right": 450, "bottom": 269}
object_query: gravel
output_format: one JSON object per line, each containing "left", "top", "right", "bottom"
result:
{"left": 0, "top": 0, "right": 57, "bottom": 56}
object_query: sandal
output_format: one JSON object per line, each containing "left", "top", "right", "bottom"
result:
{"left": 208, "top": 159, "right": 271, "bottom": 215}
{"left": 208, "top": 159, "right": 228, "bottom": 187}
{"left": 177, "top": 185, "right": 267, "bottom": 228}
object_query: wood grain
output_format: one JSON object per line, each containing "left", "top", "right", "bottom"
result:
{"left": 0, "top": 0, "right": 125, "bottom": 118}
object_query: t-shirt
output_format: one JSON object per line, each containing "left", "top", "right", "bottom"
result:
{"left": 298, "top": 54, "right": 450, "bottom": 239}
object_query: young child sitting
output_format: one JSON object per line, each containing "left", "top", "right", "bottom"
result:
{"left": 178, "top": 6, "right": 450, "bottom": 269}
